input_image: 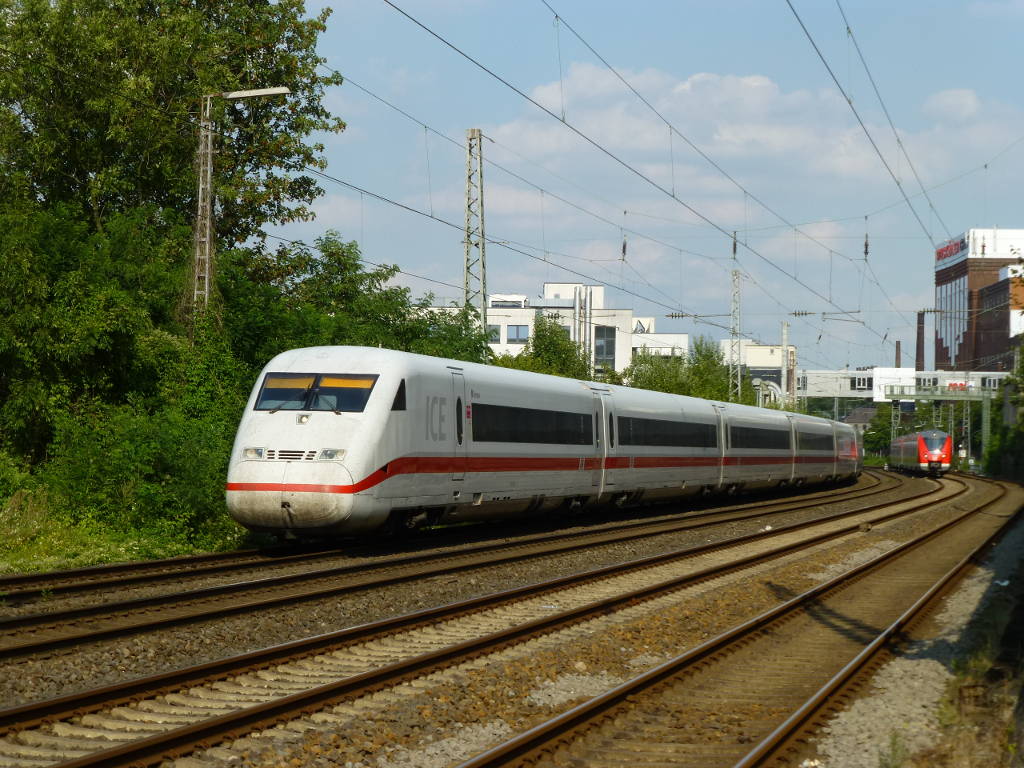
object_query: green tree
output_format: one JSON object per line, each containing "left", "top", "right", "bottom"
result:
{"left": 0, "top": 0, "right": 344, "bottom": 463}
{"left": 0, "top": 0, "right": 343, "bottom": 240}
{"left": 863, "top": 402, "right": 894, "bottom": 456}
{"left": 493, "top": 313, "right": 590, "bottom": 379}
{"left": 622, "top": 336, "right": 757, "bottom": 405}
{"left": 622, "top": 350, "right": 689, "bottom": 395}
{"left": 220, "top": 232, "right": 491, "bottom": 369}
{"left": 0, "top": 1, "right": 495, "bottom": 558}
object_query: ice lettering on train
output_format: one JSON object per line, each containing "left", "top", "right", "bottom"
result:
{"left": 426, "top": 396, "right": 448, "bottom": 441}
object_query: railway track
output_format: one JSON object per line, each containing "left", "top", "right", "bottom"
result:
{"left": 0, "top": 472, "right": 913, "bottom": 660}
{"left": 0, "top": 473, "right": 890, "bottom": 608}
{"left": 459, "top": 475, "right": 1022, "bottom": 768}
{"left": 0, "top": 474, "right": 1003, "bottom": 768}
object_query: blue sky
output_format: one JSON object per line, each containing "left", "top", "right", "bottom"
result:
{"left": 273, "top": 0, "right": 1024, "bottom": 370}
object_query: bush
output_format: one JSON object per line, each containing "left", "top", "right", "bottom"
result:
{"left": 40, "top": 399, "right": 244, "bottom": 549}
{"left": 0, "top": 450, "right": 30, "bottom": 502}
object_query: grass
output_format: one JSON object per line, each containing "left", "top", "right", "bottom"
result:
{"left": 878, "top": 730, "right": 910, "bottom": 768}
{"left": 0, "top": 489, "right": 248, "bottom": 574}
{"left": 904, "top": 552, "right": 1024, "bottom": 767}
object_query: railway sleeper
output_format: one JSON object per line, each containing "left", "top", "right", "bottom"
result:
{"left": 50, "top": 722, "right": 135, "bottom": 741}
{"left": 11, "top": 730, "right": 94, "bottom": 756}
{"left": 0, "top": 740, "right": 83, "bottom": 762}
{"left": 78, "top": 714, "right": 172, "bottom": 734}
{"left": 107, "top": 706, "right": 196, "bottom": 724}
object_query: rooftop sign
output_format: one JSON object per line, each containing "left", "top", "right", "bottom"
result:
{"left": 935, "top": 235, "right": 967, "bottom": 262}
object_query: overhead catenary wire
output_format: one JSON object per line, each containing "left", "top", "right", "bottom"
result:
{"left": 263, "top": 231, "right": 843, "bottom": 366}
{"left": 0, "top": 38, "right": 910, "bottom": 368}
{"left": 540, "top": 0, "right": 857, "bottom": 268}
{"left": 784, "top": 0, "right": 936, "bottom": 250}
{"left": 0, "top": 43, "right": 862, "bottom": 370}
{"left": 835, "top": 0, "right": 953, "bottom": 242}
{"left": 381, "top": 0, "right": 893, "bottom": 349}
{"left": 303, "top": 166, "right": 732, "bottom": 329}
{"left": 325, "top": 57, "right": 1004, "bottom": 364}
{"left": 314, "top": 74, "right": 865, "bottom": 364}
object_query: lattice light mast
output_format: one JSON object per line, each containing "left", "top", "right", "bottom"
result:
{"left": 463, "top": 128, "right": 487, "bottom": 326}
{"left": 192, "top": 94, "right": 216, "bottom": 314}
{"left": 192, "top": 86, "right": 290, "bottom": 318}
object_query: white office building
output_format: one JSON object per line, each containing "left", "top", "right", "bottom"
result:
{"left": 479, "top": 282, "right": 689, "bottom": 374}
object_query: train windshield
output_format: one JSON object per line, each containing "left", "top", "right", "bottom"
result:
{"left": 254, "top": 373, "right": 379, "bottom": 412}
{"left": 923, "top": 434, "right": 947, "bottom": 451}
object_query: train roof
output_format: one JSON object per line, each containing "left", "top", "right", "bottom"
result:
{"left": 262, "top": 346, "right": 850, "bottom": 428}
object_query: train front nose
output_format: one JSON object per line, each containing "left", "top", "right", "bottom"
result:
{"left": 226, "top": 459, "right": 355, "bottom": 532}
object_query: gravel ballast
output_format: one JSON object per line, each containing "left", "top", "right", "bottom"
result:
{"left": 0, "top": 475, "right": 928, "bottom": 707}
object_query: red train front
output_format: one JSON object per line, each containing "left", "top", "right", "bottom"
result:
{"left": 888, "top": 429, "right": 952, "bottom": 476}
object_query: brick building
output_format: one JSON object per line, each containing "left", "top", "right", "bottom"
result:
{"left": 934, "top": 228, "right": 1023, "bottom": 370}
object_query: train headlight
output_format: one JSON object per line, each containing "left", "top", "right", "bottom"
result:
{"left": 243, "top": 447, "right": 265, "bottom": 460}
{"left": 318, "top": 448, "right": 345, "bottom": 461}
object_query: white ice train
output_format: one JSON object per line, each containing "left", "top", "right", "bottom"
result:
{"left": 226, "top": 346, "right": 862, "bottom": 536}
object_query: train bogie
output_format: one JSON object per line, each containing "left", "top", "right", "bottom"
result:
{"left": 225, "top": 347, "right": 863, "bottom": 537}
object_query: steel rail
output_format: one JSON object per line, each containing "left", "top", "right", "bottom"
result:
{"left": 453, "top": 476, "right": 1010, "bottom": 768}
{"left": 0, "top": 474, "right": 907, "bottom": 659}
{"left": 731, "top": 479, "right": 1020, "bottom": 767}
{"left": 0, "top": 473, "right": 885, "bottom": 604}
{"left": 0, "top": 477, "right": 963, "bottom": 766}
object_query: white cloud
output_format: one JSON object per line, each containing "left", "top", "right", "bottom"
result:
{"left": 922, "top": 89, "right": 982, "bottom": 122}
{"left": 969, "top": 0, "right": 1024, "bottom": 16}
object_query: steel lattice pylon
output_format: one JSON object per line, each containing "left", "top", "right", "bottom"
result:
{"left": 729, "top": 267, "right": 741, "bottom": 401}
{"left": 463, "top": 128, "right": 487, "bottom": 326}
{"left": 728, "top": 232, "right": 741, "bottom": 402}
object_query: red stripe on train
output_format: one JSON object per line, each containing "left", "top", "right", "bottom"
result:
{"left": 227, "top": 453, "right": 850, "bottom": 495}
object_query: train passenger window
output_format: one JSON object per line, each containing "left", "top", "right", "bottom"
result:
{"left": 729, "top": 425, "right": 791, "bottom": 450}
{"left": 456, "top": 397, "right": 464, "bottom": 445}
{"left": 595, "top": 412, "right": 600, "bottom": 447}
{"left": 391, "top": 380, "right": 406, "bottom": 411}
{"left": 617, "top": 416, "right": 717, "bottom": 448}
{"left": 796, "top": 431, "right": 833, "bottom": 452}
{"left": 608, "top": 413, "right": 615, "bottom": 448}
{"left": 472, "top": 403, "right": 593, "bottom": 445}
{"left": 255, "top": 373, "right": 379, "bottom": 412}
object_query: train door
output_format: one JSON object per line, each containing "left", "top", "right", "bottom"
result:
{"left": 785, "top": 414, "right": 797, "bottom": 483}
{"left": 450, "top": 371, "right": 466, "bottom": 481}
{"left": 713, "top": 404, "right": 727, "bottom": 489}
{"left": 831, "top": 424, "right": 839, "bottom": 478}
{"left": 603, "top": 392, "right": 616, "bottom": 489}
{"left": 591, "top": 390, "right": 606, "bottom": 495}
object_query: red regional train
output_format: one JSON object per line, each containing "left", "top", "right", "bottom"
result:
{"left": 888, "top": 429, "right": 953, "bottom": 476}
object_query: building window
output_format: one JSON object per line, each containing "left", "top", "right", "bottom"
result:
{"left": 594, "top": 325, "right": 616, "bottom": 369}
{"left": 850, "top": 376, "right": 872, "bottom": 391}
{"left": 981, "top": 377, "right": 1001, "bottom": 389}
{"left": 915, "top": 377, "right": 938, "bottom": 388}
{"left": 486, "top": 324, "right": 500, "bottom": 343}
{"left": 507, "top": 325, "right": 529, "bottom": 344}
{"left": 491, "top": 299, "right": 524, "bottom": 308}
{"left": 559, "top": 325, "right": 571, "bottom": 337}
